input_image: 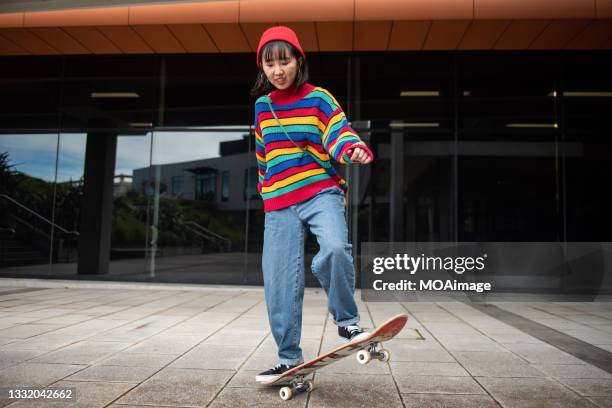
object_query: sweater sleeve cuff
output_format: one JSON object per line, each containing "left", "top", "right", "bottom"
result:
{"left": 342, "top": 142, "right": 374, "bottom": 163}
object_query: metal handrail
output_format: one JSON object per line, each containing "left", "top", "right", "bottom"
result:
{"left": 0, "top": 194, "right": 79, "bottom": 236}
{"left": 184, "top": 221, "right": 231, "bottom": 251}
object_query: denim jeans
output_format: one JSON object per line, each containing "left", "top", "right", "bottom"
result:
{"left": 262, "top": 186, "right": 360, "bottom": 366}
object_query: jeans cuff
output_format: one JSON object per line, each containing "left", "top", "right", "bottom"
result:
{"left": 335, "top": 315, "right": 360, "bottom": 327}
{"left": 279, "top": 357, "right": 303, "bottom": 366}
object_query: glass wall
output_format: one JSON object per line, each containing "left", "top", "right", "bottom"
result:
{"left": 1, "top": 51, "right": 610, "bottom": 285}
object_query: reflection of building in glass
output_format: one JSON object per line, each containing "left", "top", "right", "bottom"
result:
{"left": 133, "top": 136, "right": 262, "bottom": 211}
{"left": 113, "top": 174, "right": 133, "bottom": 197}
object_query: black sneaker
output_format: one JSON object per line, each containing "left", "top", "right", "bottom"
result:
{"left": 338, "top": 324, "right": 369, "bottom": 343}
{"left": 255, "top": 363, "right": 298, "bottom": 382}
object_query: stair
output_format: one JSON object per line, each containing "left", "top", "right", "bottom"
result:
{"left": 0, "top": 236, "right": 48, "bottom": 267}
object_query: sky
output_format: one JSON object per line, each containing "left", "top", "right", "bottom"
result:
{"left": 0, "top": 128, "right": 247, "bottom": 182}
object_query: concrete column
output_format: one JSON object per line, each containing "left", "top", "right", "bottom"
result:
{"left": 77, "top": 122, "right": 117, "bottom": 275}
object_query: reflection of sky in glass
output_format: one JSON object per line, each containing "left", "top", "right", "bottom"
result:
{"left": 1, "top": 128, "right": 248, "bottom": 182}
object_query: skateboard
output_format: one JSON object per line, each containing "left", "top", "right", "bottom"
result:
{"left": 261, "top": 313, "right": 408, "bottom": 401}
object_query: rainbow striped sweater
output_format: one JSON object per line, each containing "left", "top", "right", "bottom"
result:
{"left": 254, "top": 83, "right": 374, "bottom": 212}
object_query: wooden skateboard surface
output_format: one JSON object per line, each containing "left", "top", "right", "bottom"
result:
{"left": 263, "top": 314, "right": 409, "bottom": 385}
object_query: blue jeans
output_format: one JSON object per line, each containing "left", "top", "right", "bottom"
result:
{"left": 262, "top": 186, "right": 360, "bottom": 366}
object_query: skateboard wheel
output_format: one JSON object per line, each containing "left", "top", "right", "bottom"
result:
{"left": 357, "top": 350, "right": 372, "bottom": 364}
{"left": 305, "top": 380, "right": 315, "bottom": 392}
{"left": 279, "top": 386, "right": 293, "bottom": 401}
{"left": 379, "top": 349, "right": 391, "bottom": 362}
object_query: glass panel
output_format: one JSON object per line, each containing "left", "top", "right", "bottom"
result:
{"left": 109, "top": 133, "right": 152, "bottom": 276}
{"left": 563, "top": 53, "right": 612, "bottom": 241}
{"left": 0, "top": 134, "right": 58, "bottom": 274}
{"left": 145, "top": 129, "right": 251, "bottom": 283}
{"left": 0, "top": 57, "right": 62, "bottom": 275}
{"left": 356, "top": 54, "right": 455, "bottom": 244}
{"left": 457, "top": 54, "right": 559, "bottom": 241}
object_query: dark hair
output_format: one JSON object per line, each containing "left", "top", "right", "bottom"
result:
{"left": 250, "top": 40, "right": 309, "bottom": 99}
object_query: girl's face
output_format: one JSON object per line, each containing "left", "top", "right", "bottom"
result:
{"left": 261, "top": 47, "right": 300, "bottom": 90}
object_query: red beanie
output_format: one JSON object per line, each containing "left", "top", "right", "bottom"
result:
{"left": 256, "top": 26, "right": 306, "bottom": 67}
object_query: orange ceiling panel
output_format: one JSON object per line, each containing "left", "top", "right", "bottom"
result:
{"left": 0, "top": 13, "right": 22, "bottom": 28}
{"left": 240, "top": 0, "right": 353, "bottom": 23}
{"left": 565, "top": 19, "right": 612, "bottom": 49}
{"left": 97, "top": 25, "right": 153, "bottom": 54}
{"left": 493, "top": 20, "right": 550, "bottom": 49}
{"left": 0, "top": 32, "right": 27, "bottom": 55}
{"left": 28, "top": 27, "right": 90, "bottom": 54}
{"left": 388, "top": 21, "right": 431, "bottom": 50}
{"left": 241, "top": 22, "right": 272, "bottom": 52}
{"left": 458, "top": 20, "right": 510, "bottom": 50}
{"left": 281, "top": 23, "right": 318, "bottom": 52}
{"left": 356, "top": 0, "right": 473, "bottom": 20}
{"left": 63, "top": 26, "right": 123, "bottom": 54}
{"left": 317, "top": 22, "right": 353, "bottom": 51}
{"left": 475, "top": 0, "right": 595, "bottom": 19}
{"left": 597, "top": 0, "right": 612, "bottom": 18}
{"left": 167, "top": 24, "right": 218, "bottom": 53}
{"left": 129, "top": 1, "right": 238, "bottom": 25}
{"left": 354, "top": 21, "right": 393, "bottom": 51}
{"left": 24, "top": 7, "right": 129, "bottom": 27}
{"left": 529, "top": 20, "right": 591, "bottom": 49}
{"left": 0, "top": 28, "right": 59, "bottom": 54}
{"left": 423, "top": 20, "right": 471, "bottom": 50}
{"left": 204, "top": 23, "right": 250, "bottom": 52}
{"left": 132, "top": 25, "right": 186, "bottom": 53}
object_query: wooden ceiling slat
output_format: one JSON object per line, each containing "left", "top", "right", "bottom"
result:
{"left": 316, "top": 21, "right": 353, "bottom": 51}
{"left": 97, "top": 26, "right": 153, "bottom": 54}
{"left": 388, "top": 21, "right": 431, "bottom": 50}
{"left": 167, "top": 24, "right": 217, "bottom": 53}
{"left": 493, "top": 20, "right": 550, "bottom": 49}
{"left": 458, "top": 20, "right": 511, "bottom": 50}
{"left": 132, "top": 25, "right": 186, "bottom": 53}
{"left": 204, "top": 23, "right": 250, "bottom": 52}
{"left": 0, "top": 27, "right": 59, "bottom": 54}
{"left": 423, "top": 20, "right": 471, "bottom": 50}
{"left": 355, "top": 21, "right": 393, "bottom": 51}
{"left": 63, "top": 26, "right": 122, "bottom": 54}
{"left": 0, "top": 32, "right": 28, "bottom": 55}
{"left": 29, "top": 27, "right": 90, "bottom": 54}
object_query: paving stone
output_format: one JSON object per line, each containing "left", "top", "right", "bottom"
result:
{"left": 66, "top": 365, "right": 160, "bottom": 383}
{"left": 385, "top": 340, "right": 455, "bottom": 362}
{"left": 123, "top": 334, "right": 204, "bottom": 355}
{"left": 589, "top": 396, "right": 612, "bottom": 407}
{"left": 170, "top": 344, "right": 253, "bottom": 370}
{"left": 95, "top": 352, "right": 176, "bottom": 368}
{"left": 0, "top": 349, "right": 48, "bottom": 369}
{"left": 452, "top": 351, "right": 546, "bottom": 377}
{"left": 7, "top": 335, "right": 85, "bottom": 351}
{"left": 0, "top": 362, "right": 86, "bottom": 388}
{"left": 115, "top": 367, "right": 233, "bottom": 407}
{"left": 558, "top": 379, "right": 612, "bottom": 397}
{"left": 400, "top": 393, "right": 500, "bottom": 408}
{"left": 478, "top": 376, "right": 594, "bottom": 408}
{"left": 533, "top": 364, "right": 612, "bottom": 379}
{"left": 5, "top": 380, "right": 137, "bottom": 408}
{"left": 395, "top": 375, "right": 487, "bottom": 394}
{"left": 31, "top": 341, "right": 131, "bottom": 365}
{"left": 391, "top": 361, "right": 469, "bottom": 377}
{"left": 309, "top": 373, "right": 402, "bottom": 408}
{"left": 0, "top": 324, "right": 63, "bottom": 339}
{"left": 504, "top": 343, "right": 585, "bottom": 364}
{"left": 209, "top": 386, "right": 306, "bottom": 407}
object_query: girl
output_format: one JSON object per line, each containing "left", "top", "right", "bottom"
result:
{"left": 251, "top": 26, "right": 374, "bottom": 382}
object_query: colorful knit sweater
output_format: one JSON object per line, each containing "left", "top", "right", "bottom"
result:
{"left": 254, "top": 82, "right": 374, "bottom": 212}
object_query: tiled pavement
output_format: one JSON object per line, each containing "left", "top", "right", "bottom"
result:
{"left": 0, "top": 282, "right": 611, "bottom": 407}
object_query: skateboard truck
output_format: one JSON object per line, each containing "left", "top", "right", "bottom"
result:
{"left": 279, "top": 376, "right": 314, "bottom": 401}
{"left": 356, "top": 342, "right": 391, "bottom": 365}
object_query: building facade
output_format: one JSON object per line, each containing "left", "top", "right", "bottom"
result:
{"left": 0, "top": 1, "right": 611, "bottom": 286}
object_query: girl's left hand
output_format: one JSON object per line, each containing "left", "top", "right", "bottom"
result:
{"left": 348, "top": 147, "right": 372, "bottom": 164}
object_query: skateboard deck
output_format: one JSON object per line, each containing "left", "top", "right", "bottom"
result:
{"left": 261, "top": 314, "right": 409, "bottom": 400}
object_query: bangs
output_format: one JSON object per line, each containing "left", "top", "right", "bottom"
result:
{"left": 261, "top": 41, "right": 293, "bottom": 63}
